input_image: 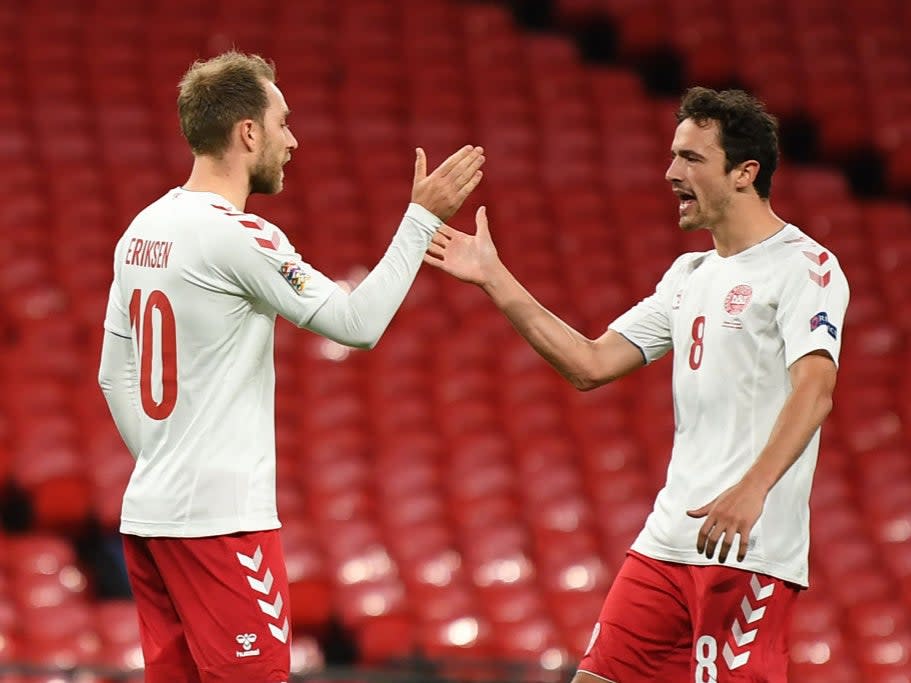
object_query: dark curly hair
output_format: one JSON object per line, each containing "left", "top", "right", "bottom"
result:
{"left": 677, "top": 87, "right": 779, "bottom": 199}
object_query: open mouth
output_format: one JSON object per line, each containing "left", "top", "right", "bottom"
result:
{"left": 675, "top": 189, "right": 696, "bottom": 213}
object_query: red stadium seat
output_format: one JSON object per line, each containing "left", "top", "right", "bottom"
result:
{"left": 492, "top": 615, "right": 567, "bottom": 662}
{"left": 21, "top": 601, "right": 94, "bottom": 645}
{"left": 848, "top": 602, "right": 911, "bottom": 641}
{"left": 420, "top": 613, "right": 495, "bottom": 660}
{"left": 280, "top": 521, "right": 332, "bottom": 628}
{"left": 289, "top": 633, "right": 325, "bottom": 675}
{"left": 2, "top": 0, "right": 909, "bottom": 675}
{"left": 355, "top": 613, "right": 417, "bottom": 664}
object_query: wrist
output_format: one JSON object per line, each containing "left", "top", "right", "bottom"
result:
{"left": 740, "top": 466, "right": 776, "bottom": 496}
{"left": 405, "top": 202, "right": 442, "bottom": 235}
{"left": 479, "top": 258, "right": 509, "bottom": 293}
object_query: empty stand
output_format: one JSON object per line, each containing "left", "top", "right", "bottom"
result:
{"left": 0, "top": 1, "right": 908, "bottom": 681}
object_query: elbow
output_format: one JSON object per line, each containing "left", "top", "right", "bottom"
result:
{"left": 569, "top": 375, "right": 601, "bottom": 392}
{"left": 566, "top": 365, "right": 611, "bottom": 392}
{"left": 338, "top": 331, "right": 382, "bottom": 350}
{"left": 807, "top": 375, "right": 835, "bottom": 423}
{"left": 566, "top": 340, "right": 625, "bottom": 391}
{"left": 98, "top": 369, "right": 114, "bottom": 395}
{"left": 296, "top": 317, "right": 380, "bottom": 349}
{"left": 818, "top": 393, "right": 834, "bottom": 422}
{"left": 343, "top": 318, "right": 390, "bottom": 349}
{"left": 351, "top": 337, "right": 380, "bottom": 351}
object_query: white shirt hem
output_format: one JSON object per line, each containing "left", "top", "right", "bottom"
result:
{"left": 120, "top": 517, "right": 281, "bottom": 538}
{"left": 630, "top": 541, "right": 808, "bottom": 588}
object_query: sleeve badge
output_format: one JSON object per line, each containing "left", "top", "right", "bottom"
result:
{"left": 809, "top": 311, "right": 837, "bottom": 339}
{"left": 280, "top": 261, "right": 311, "bottom": 295}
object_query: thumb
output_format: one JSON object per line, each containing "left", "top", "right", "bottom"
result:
{"left": 414, "top": 147, "right": 427, "bottom": 183}
{"left": 475, "top": 205, "right": 490, "bottom": 238}
{"left": 687, "top": 503, "right": 711, "bottom": 518}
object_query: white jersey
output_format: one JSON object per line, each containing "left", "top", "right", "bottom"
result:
{"left": 610, "top": 224, "right": 849, "bottom": 586}
{"left": 103, "top": 188, "right": 435, "bottom": 537}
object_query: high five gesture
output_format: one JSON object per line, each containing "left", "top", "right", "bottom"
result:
{"left": 411, "top": 145, "right": 485, "bottom": 221}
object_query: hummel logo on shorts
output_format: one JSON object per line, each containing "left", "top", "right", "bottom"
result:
{"left": 235, "top": 632, "right": 261, "bottom": 658}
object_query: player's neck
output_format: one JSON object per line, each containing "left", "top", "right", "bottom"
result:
{"left": 182, "top": 156, "right": 250, "bottom": 212}
{"left": 710, "top": 201, "right": 786, "bottom": 258}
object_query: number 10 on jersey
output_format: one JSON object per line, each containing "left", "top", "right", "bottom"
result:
{"left": 129, "top": 289, "right": 178, "bottom": 420}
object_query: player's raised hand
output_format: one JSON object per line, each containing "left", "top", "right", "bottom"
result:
{"left": 687, "top": 480, "right": 767, "bottom": 563}
{"left": 411, "top": 145, "right": 485, "bottom": 222}
{"left": 423, "top": 206, "right": 500, "bottom": 287}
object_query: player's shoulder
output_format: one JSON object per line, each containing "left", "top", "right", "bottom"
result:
{"left": 162, "top": 191, "right": 285, "bottom": 251}
{"left": 669, "top": 249, "right": 714, "bottom": 276}
{"left": 774, "top": 224, "right": 837, "bottom": 257}
{"left": 122, "top": 188, "right": 177, "bottom": 228}
{"left": 122, "top": 188, "right": 240, "bottom": 234}
{"left": 765, "top": 224, "right": 849, "bottom": 294}
{"left": 206, "top": 202, "right": 280, "bottom": 242}
{"left": 772, "top": 223, "right": 844, "bottom": 271}
{"left": 114, "top": 190, "right": 177, "bottom": 248}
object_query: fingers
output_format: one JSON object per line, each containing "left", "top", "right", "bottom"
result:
{"left": 696, "top": 520, "right": 712, "bottom": 554}
{"left": 704, "top": 522, "right": 723, "bottom": 559}
{"left": 717, "top": 532, "right": 733, "bottom": 564}
{"left": 427, "top": 228, "right": 451, "bottom": 257}
{"left": 716, "top": 528, "right": 748, "bottom": 563}
{"left": 737, "top": 532, "right": 749, "bottom": 562}
{"left": 455, "top": 169, "right": 484, "bottom": 202}
{"left": 691, "top": 499, "right": 714, "bottom": 554}
{"left": 414, "top": 147, "right": 427, "bottom": 183}
{"left": 475, "top": 206, "right": 489, "bottom": 236}
{"left": 435, "top": 145, "right": 476, "bottom": 177}
{"left": 699, "top": 523, "right": 746, "bottom": 563}
{"left": 425, "top": 244, "right": 446, "bottom": 260}
{"left": 450, "top": 148, "right": 486, "bottom": 185}
{"left": 412, "top": 145, "right": 484, "bottom": 222}
{"left": 422, "top": 253, "right": 443, "bottom": 268}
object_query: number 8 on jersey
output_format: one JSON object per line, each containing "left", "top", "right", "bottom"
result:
{"left": 688, "top": 315, "right": 706, "bottom": 370}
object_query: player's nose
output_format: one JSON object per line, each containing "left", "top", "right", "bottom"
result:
{"left": 665, "top": 156, "right": 683, "bottom": 183}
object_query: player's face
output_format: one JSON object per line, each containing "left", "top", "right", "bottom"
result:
{"left": 665, "top": 118, "right": 736, "bottom": 232}
{"left": 250, "top": 82, "right": 298, "bottom": 195}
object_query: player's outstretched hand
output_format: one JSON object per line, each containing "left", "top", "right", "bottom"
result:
{"left": 687, "top": 480, "right": 767, "bottom": 564}
{"left": 411, "top": 145, "right": 485, "bottom": 222}
{"left": 423, "top": 206, "right": 500, "bottom": 287}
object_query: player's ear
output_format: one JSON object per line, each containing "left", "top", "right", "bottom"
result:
{"left": 238, "top": 119, "right": 258, "bottom": 152}
{"left": 734, "top": 160, "right": 759, "bottom": 192}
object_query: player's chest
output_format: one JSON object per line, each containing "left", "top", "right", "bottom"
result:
{"left": 668, "top": 263, "right": 777, "bottom": 342}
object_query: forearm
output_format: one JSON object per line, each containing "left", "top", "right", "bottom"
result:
{"left": 482, "top": 263, "right": 600, "bottom": 389}
{"left": 98, "top": 332, "right": 143, "bottom": 458}
{"left": 743, "top": 381, "right": 833, "bottom": 493}
{"left": 306, "top": 203, "right": 439, "bottom": 348}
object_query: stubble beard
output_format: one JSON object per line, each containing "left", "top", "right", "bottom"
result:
{"left": 679, "top": 214, "right": 701, "bottom": 232}
{"left": 679, "top": 193, "right": 729, "bottom": 232}
{"left": 250, "top": 149, "right": 283, "bottom": 195}
{"left": 678, "top": 205, "right": 706, "bottom": 232}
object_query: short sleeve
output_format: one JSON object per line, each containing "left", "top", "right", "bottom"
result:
{"left": 103, "top": 240, "right": 131, "bottom": 338}
{"left": 210, "top": 216, "right": 339, "bottom": 327}
{"left": 608, "top": 254, "right": 690, "bottom": 363}
{"left": 776, "top": 254, "right": 850, "bottom": 368}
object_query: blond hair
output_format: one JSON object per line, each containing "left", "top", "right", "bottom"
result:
{"left": 177, "top": 51, "right": 276, "bottom": 157}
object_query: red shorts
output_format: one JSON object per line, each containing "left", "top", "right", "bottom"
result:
{"left": 122, "top": 530, "right": 290, "bottom": 683}
{"left": 578, "top": 551, "right": 799, "bottom": 683}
